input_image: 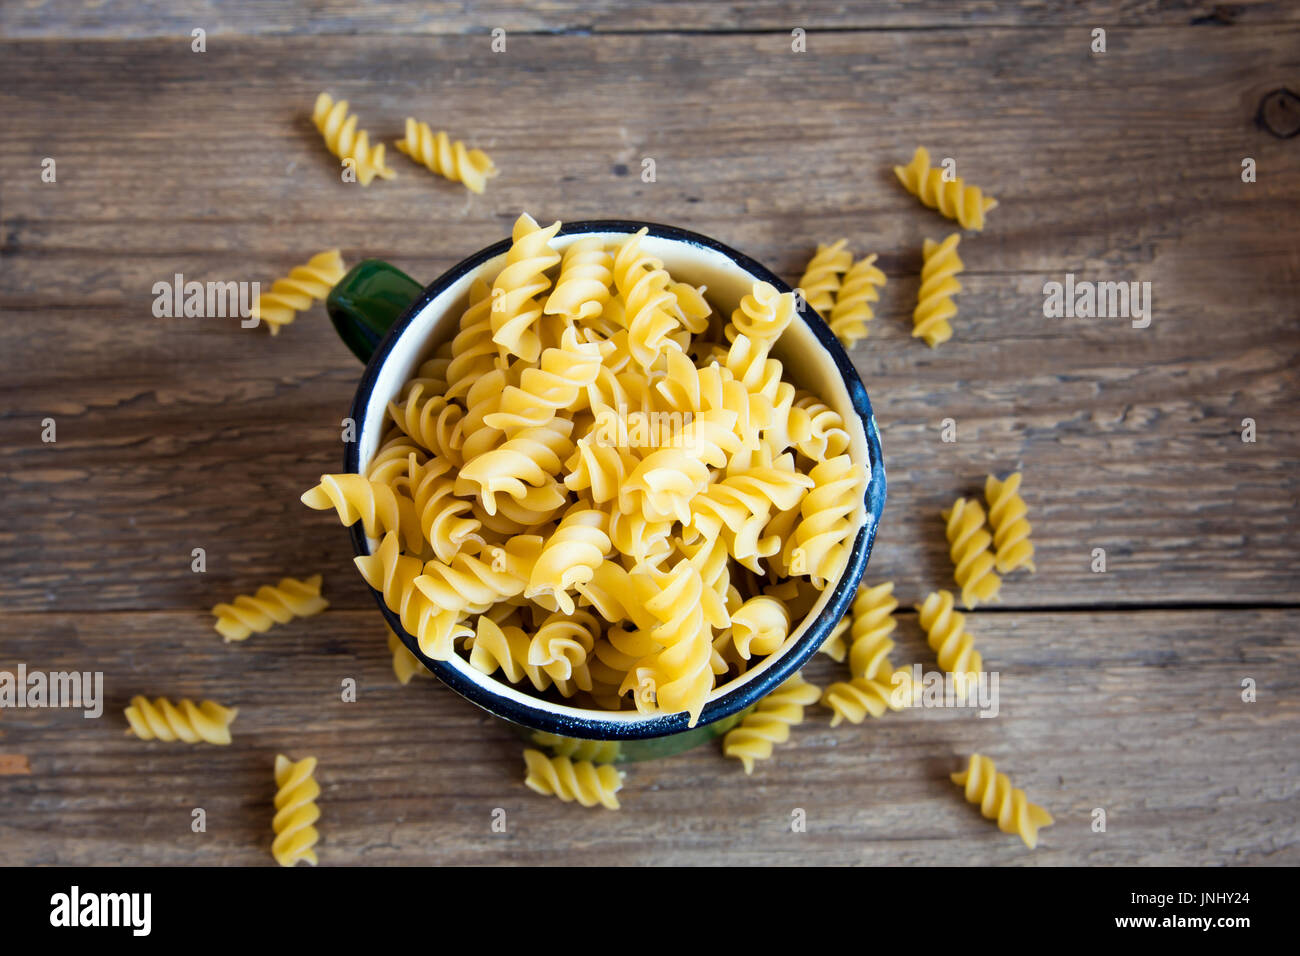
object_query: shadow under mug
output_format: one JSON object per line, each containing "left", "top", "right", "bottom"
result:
{"left": 325, "top": 220, "right": 887, "bottom": 762}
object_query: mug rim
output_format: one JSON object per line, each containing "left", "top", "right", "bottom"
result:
{"left": 343, "top": 219, "right": 887, "bottom": 740}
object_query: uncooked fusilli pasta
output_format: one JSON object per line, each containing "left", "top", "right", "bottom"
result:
{"left": 984, "top": 472, "right": 1036, "bottom": 574}
{"left": 942, "top": 497, "right": 1002, "bottom": 609}
{"left": 124, "top": 696, "right": 237, "bottom": 745}
{"left": 312, "top": 92, "right": 394, "bottom": 186}
{"left": 722, "top": 673, "right": 820, "bottom": 773}
{"left": 272, "top": 754, "right": 321, "bottom": 866}
{"left": 523, "top": 748, "right": 625, "bottom": 809}
{"left": 828, "top": 254, "right": 886, "bottom": 347}
{"left": 893, "top": 147, "right": 997, "bottom": 231}
{"left": 251, "top": 250, "right": 346, "bottom": 335}
{"left": 951, "top": 753, "right": 1054, "bottom": 849}
{"left": 796, "top": 239, "right": 851, "bottom": 316}
{"left": 916, "top": 590, "right": 983, "bottom": 690}
{"left": 912, "top": 234, "right": 962, "bottom": 347}
{"left": 210, "top": 575, "right": 329, "bottom": 642}
{"left": 395, "top": 118, "right": 497, "bottom": 193}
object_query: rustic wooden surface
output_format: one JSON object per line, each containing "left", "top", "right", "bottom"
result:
{"left": 1, "top": 3, "right": 1297, "bottom": 865}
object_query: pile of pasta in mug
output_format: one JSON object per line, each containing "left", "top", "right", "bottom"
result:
{"left": 302, "top": 213, "right": 864, "bottom": 726}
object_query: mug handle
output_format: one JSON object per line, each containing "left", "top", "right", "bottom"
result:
{"left": 326, "top": 259, "right": 425, "bottom": 363}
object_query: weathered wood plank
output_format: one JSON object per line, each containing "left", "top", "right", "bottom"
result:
{"left": 0, "top": 608, "right": 1294, "bottom": 865}
{"left": 3, "top": 0, "right": 1297, "bottom": 38}
{"left": 0, "top": 30, "right": 1296, "bottom": 609}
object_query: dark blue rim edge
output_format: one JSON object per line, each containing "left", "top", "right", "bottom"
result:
{"left": 342, "top": 219, "right": 887, "bottom": 740}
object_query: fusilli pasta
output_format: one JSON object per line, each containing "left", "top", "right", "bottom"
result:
{"left": 893, "top": 147, "right": 997, "bottom": 231}
{"left": 722, "top": 673, "right": 820, "bottom": 773}
{"left": 796, "top": 240, "right": 851, "bottom": 316}
{"left": 984, "top": 472, "right": 1036, "bottom": 574}
{"left": 942, "top": 496, "right": 1002, "bottom": 608}
{"left": 312, "top": 93, "right": 394, "bottom": 186}
{"left": 395, "top": 118, "right": 497, "bottom": 193}
{"left": 124, "top": 696, "right": 237, "bottom": 745}
{"left": 828, "top": 254, "right": 886, "bottom": 347}
{"left": 272, "top": 754, "right": 321, "bottom": 866}
{"left": 210, "top": 575, "right": 328, "bottom": 642}
{"left": 951, "top": 754, "right": 1054, "bottom": 849}
{"left": 251, "top": 250, "right": 346, "bottom": 335}
{"left": 912, "top": 234, "right": 962, "bottom": 348}
{"left": 523, "top": 748, "right": 625, "bottom": 809}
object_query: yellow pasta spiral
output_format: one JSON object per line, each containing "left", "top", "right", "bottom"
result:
{"left": 527, "top": 610, "right": 600, "bottom": 694}
{"left": 251, "top": 249, "right": 346, "bottom": 335}
{"left": 484, "top": 326, "right": 604, "bottom": 435}
{"left": 408, "top": 457, "right": 482, "bottom": 563}
{"left": 848, "top": 581, "right": 898, "bottom": 679}
{"left": 210, "top": 575, "right": 329, "bottom": 643}
{"left": 387, "top": 381, "right": 465, "bottom": 464}
{"left": 828, "top": 254, "right": 886, "bottom": 347}
{"left": 525, "top": 508, "right": 612, "bottom": 614}
{"left": 916, "top": 590, "right": 983, "bottom": 688}
{"left": 545, "top": 237, "right": 614, "bottom": 320}
{"left": 951, "top": 754, "right": 1055, "bottom": 849}
{"left": 124, "top": 696, "right": 237, "bottom": 745}
{"left": 985, "top": 472, "right": 1036, "bottom": 574}
{"left": 272, "top": 754, "right": 321, "bottom": 867}
{"left": 614, "top": 229, "right": 685, "bottom": 369}
{"left": 787, "top": 454, "right": 862, "bottom": 588}
{"left": 467, "top": 616, "right": 551, "bottom": 691}
{"left": 523, "top": 748, "right": 625, "bottom": 809}
{"left": 354, "top": 532, "right": 474, "bottom": 660}
{"left": 387, "top": 626, "right": 431, "bottom": 684}
{"left": 729, "top": 281, "right": 796, "bottom": 351}
{"left": 726, "top": 595, "right": 790, "bottom": 661}
{"left": 820, "top": 667, "right": 914, "bottom": 726}
{"left": 447, "top": 278, "right": 502, "bottom": 403}
{"left": 395, "top": 118, "right": 497, "bottom": 193}
{"left": 722, "top": 673, "right": 820, "bottom": 774}
{"left": 491, "top": 213, "right": 562, "bottom": 363}
{"left": 942, "top": 496, "right": 1002, "bottom": 608}
{"left": 455, "top": 420, "right": 573, "bottom": 516}
{"left": 796, "top": 239, "right": 851, "bottom": 316}
{"left": 311, "top": 92, "right": 395, "bottom": 186}
{"left": 894, "top": 147, "right": 997, "bottom": 231}
{"left": 913, "top": 233, "right": 962, "bottom": 347}
{"left": 300, "top": 473, "right": 422, "bottom": 552}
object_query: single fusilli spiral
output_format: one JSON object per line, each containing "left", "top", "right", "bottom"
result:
{"left": 491, "top": 213, "right": 562, "bottom": 363}
{"left": 912, "top": 233, "right": 962, "bottom": 347}
{"left": 251, "top": 250, "right": 346, "bottom": 335}
{"left": 312, "top": 92, "right": 395, "bottom": 186}
{"left": 951, "top": 754, "right": 1055, "bottom": 849}
{"left": 786, "top": 454, "right": 862, "bottom": 588}
{"left": 395, "top": 118, "right": 497, "bottom": 193}
{"left": 848, "top": 581, "right": 899, "bottom": 679}
{"left": 300, "top": 473, "right": 422, "bottom": 552}
{"left": 545, "top": 237, "right": 614, "bottom": 320}
{"left": 796, "top": 239, "right": 851, "bottom": 316}
{"left": 387, "top": 381, "right": 466, "bottom": 464}
{"left": 210, "top": 575, "right": 329, "bottom": 643}
{"left": 124, "top": 696, "right": 237, "bottom": 745}
{"left": 522, "top": 748, "right": 625, "bottom": 809}
{"left": 893, "top": 147, "right": 997, "bottom": 231}
{"left": 387, "top": 625, "right": 432, "bottom": 684}
{"left": 527, "top": 610, "right": 600, "bottom": 694}
{"left": 820, "top": 667, "right": 914, "bottom": 726}
{"left": 985, "top": 472, "right": 1036, "bottom": 574}
{"left": 916, "top": 590, "right": 983, "bottom": 688}
{"left": 467, "top": 616, "right": 552, "bottom": 691}
{"left": 455, "top": 420, "right": 573, "bottom": 516}
{"left": 729, "top": 281, "right": 796, "bottom": 351}
{"left": 722, "top": 673, "right": 820, "bottom": 774}
{"left": 446, "top": 278, "right": 501, "bottom": 403}
{"left": 525, "top": 508, "right": 612, "bottom": 614}
{"left": 408, "top": 457, "right": 482, "bottom": 563}
{"left": 614, "top": 229, "right": 685, "bottom": 369}
{"left": 484, "top": 326, "right": 604, "bottom": 435}
{"left": 828, "top": 254, "right": 886, "bottom": 347}
{"left": 354, "top": 531, "right": 475, "bottom": 660}
{"left": 725, "top": 595, "right": 790, "bottom": 661}
{"left": 272, "top": 754, "right": 321, "bottom": 867}
{"left": 942, "top": 496, "right": 1002, "bottom": 608}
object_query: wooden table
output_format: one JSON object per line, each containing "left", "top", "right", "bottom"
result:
{"left": 1, "top": 1, "right": 1297, "bottom": 866}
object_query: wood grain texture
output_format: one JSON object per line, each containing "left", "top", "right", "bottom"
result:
{"left": 0, "top": 609, "right": 1295, "bottom": 865}
{"left": 3, "top": 0, "right": 1298, "bottom": 37}
{"left": 0, "top": 12, "right": 1297, "bottom": 866}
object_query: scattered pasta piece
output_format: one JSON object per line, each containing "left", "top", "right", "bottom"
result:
{"left": 272, "top": 754, "right": 321, "bottom": 866}
{"left": 387, "top": 625, "right": 432, "bottom": 684}
{"left": 301, "top": 473, "right": 422, "bottom": 552}
{"left": 916, "top": 590, "right": 983, "bottom": 692}
{"left": 820, "top": 667, "right": 914, "bottom": 726}
{"left": 942, "top": 497, "right": 1002, "bottom": 608}
{"left": 828, "top": 254, "right": 886, "bottom": 347}
{"left": 951, "top": 754, "right": 1054, "bottom": 849}
{"left": 893, "top": 147, "right": 997, "bottom": 231}
{"left": 847, "top": 581, "right": 899, "bottom": 679}
{"left": 210, "top": 575, "right": 329, "bottom": 643}
{"left": 523, "top": 748, "right": 625, "bottom": 809}
{"left": 796, "top": 239, "right": 852, "bottom": 317}
{"left": 124, "top": 696, "right": 237, "bottom": 744}
{"left": 395, "top": 118, "right": 498, "bottom": 193}
{"left": 311, "top": 92, "right": 395, "bottom": 185}
{"left": 722, "top": 673, "right": 821, "bottom": 773}
{"left": 912, "top": 234, "right": 962, "bottom": 347}
{"left": 985, "top": 472, "right": 1036, "bottom": 574}
{"left": 251, "top": 249, "right": 346, "bottom": 335}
